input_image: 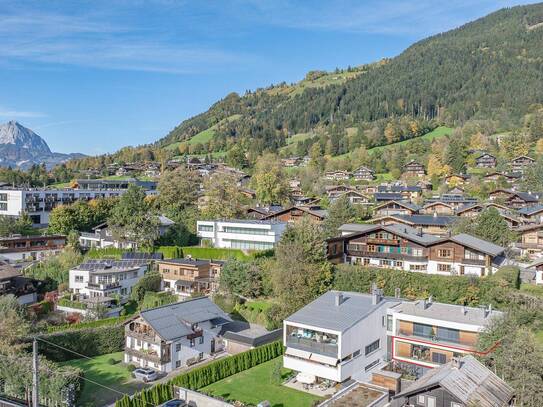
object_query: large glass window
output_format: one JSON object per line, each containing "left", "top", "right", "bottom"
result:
{"left": 365, "top": 339, "right": 380, "bottom": 355}
{"left": 0, "top": 193, "right": 7, "bottom": 201}
{"left": 431, "top": 352, "right": 447, "bottom": 364}
{"left": 437, "top": 327, "right": 460, "bottom": 343}
{"left": 413, "top": 323, "right": 434, "bottom": 339}
{"left": 226, "top": 239, "right": 274, "bottom": 250}
{"left": 223, "top": 226, "right": 269, "bottom": 235}
{"left": 198, "top": 224, "right": 214, "bottom": 232}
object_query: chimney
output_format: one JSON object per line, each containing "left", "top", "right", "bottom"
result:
{"left": 451, "top": 357, "right": 462, "bottom": 370}
{"left": 433, "top": 211, "right": 437, "bottom": 218}
{"left": 372, "top": 288, "right": 382, "bottom": 305}
{"left": 419, "top": 299, "right": 427, "bottom": 310}
{"left": 395, "top": 287, "right": 401, "bottom": 299}
{"left": 417, "top": 227, "right": 423, "bottom": 236}
{"left": 335, "top": 292, "right": 344, "bottom": 307}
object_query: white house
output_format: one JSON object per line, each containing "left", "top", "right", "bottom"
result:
{"left": 68, "top": 259, "right": 149, "bottom": 302}
{"left": 283, "top": 289, "right": 400, "bottom": 384}
{"left": 124, "top": 297, "right": 232, "bottom": 372}
{"left": 196, "top": 219, "right": 287, "bottom": 250}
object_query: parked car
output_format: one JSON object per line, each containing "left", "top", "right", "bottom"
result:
{"left": 159, "top": 400, "right": 186, "bottom": 407}
{"left": 132, "top": 367, "right": 158, "bottom": 382}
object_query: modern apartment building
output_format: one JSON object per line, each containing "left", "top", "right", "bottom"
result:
{"left": 386, "top": 298, "right": 502, "bottom": 376}
{"left": 0, "top": 234, "right": 66, "bottom": 262}
{"left": 196, "top": 219, "right": 287, "bottom": 250}
{"left": 124, "top": 297, "right": 232, "bottom": 372}
{"left": 283, "top": 290, "right": 503, "bottom": 386}
{"left": 68, "top": 259, "right": 149, "bottom": 302}
{"left": 0, "top": 180, "right": 157, "bottom": 226}
{"left": 327, "top": 224, "right": 506, "bottom": 276}
{"left": 283, "top": 289, "right": 400, "bottom": 384}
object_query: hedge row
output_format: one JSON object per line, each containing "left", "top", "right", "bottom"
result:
{"left": 38, "top": 325, "right": 125, "bottom": 362}
{"left": 115, "top": 341, "right": 284, "bottom": 407}
{"left": 46, "top": 315, "right": 130, "bottom": 333}
{"left": 84, "top": 245, "right": 251, "bottom": 261}
{"left": 333, "top": 265, "right": 519, "bottom": 308}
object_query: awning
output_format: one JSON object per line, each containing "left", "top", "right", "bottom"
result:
{"left": 309, "top": 353, "right": 338, "bottom": 366}
{"left": 285, "top": 347, "right": 312, "bottom": 359}
{"left": 296, "top": 372, "right": 316, "bottom": 384}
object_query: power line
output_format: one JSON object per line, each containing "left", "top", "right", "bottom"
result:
{"left": 34, "top": 337, "right": 162, "bottom": 407}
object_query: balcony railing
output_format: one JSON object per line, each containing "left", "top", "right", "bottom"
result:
{"left": 396, "top": 328, "right": 477, "bottom": 349}
{"left": 125, "top": 347, "right": 170, "bottom": 364}
{"left": 286, "top": 336, "right": 338, "bottom": 358}
{"left": 347, "top": 250, "right": 426, "bottom": 262}
{"left": 127, "top": 330, "right": 161, "bottom": 344}
{"left": 87, "top": 281, "right": 121, "bottom": 290}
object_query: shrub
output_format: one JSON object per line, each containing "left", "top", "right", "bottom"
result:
{"left": 127, "top": 364, "right": 136, "bottom": 372}
{"left": 490, "top": 266, "right": 521, "bottom": 289}
{"left": 38, "top": 325, "right": 125, "bottom": 362}
{"left": 46, "top": 315, "right": 129, "bottom": 333}
{"left": 108, "top": 357, "right": 118, "bottom": 365}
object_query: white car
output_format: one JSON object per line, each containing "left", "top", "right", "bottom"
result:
{"left": 132, "top": 367, "right": 158, "bottom": 382}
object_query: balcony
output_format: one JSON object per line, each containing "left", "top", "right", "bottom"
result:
{"left": 125, "top": 347, "right": 170, "bottom": 364}
{"left": 286, "top": 336, "right": 338, "bottom": 358}
{"left": 396, "top": 327, "right": 477, "bottom": 349}
{"left": 347, "top": 250, "right": 426, "bottom": 262}
{"left": 87, "top": 281, "right": 121, "bottom": 290}
{"left": 127, "top": 330, "right": 161, "bottom": 344}
{"left": 366, "top": 238, "right": 401, "bottom": 246}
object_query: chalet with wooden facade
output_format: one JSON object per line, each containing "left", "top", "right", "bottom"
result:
{"left": 374, "top": 201, "right": 419, "bottom": 217}
{"left": 475, "top": 153, "right": 497, "bottom": 168}
{"left": 0, "top": 234, "right": 66, "bottom": 262}
{"left": 482, "top": 172, "right": 521, "bottom": 184}
{"left": 514, "top": 223, "right": 543, "bottom": 259}
{"left": 261, "top": 205, "right": 328, "bottom": 223}
{"left": 488, "top": 189, "right": 540, "bottom": 208}
{"left": 158, "top": 258, "right": 218, "bottom": 297}
{"left": 510, "top": 155, "right": 535, "bottom": 173}
{"left": 402, "top": 161, "right": 426, "bottom": 178}
{"left": 352, "top": 166, "right": 375, "bottom": 181}
{"left": 444, "top": 174, "right": 468, "bottom": 186}
{"left": 329, "top": 189, "right": 372, "bottom": 206}
{"left": 323, "top": 171, "right": 351, "bottom": 181}
{"left": 327, "top": 224, "right": 505, "bottom": 276}
{"left": 420, "top": 202, "right": 455, "bottom": 216}
{"left": 517, "top": 204, "right": 543, "bottom": 223}
{"left": 370, "top": 214, "right": 457, "bottom": 236}
{"left": 124, "top": 297, "right": 232, "bottom": 373}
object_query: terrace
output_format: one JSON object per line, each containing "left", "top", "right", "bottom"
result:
{"left": 286, "top": 325, "right": 338, "bottom": 357}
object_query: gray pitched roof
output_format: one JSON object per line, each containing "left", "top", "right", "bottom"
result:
{"left": 392, "top": 214, "right": 458, "bottom": 226}
{"left": 139, "top": 297, "right": 232, "bottom": 341}
{"left": 518, "top": 204, "right": 543, "bottom": 215}
{"left": 393, "top": 356, "right": 514, "bottom": 407}
{"left": 158, "top": 258, "right": 210, "bottom": 267}
{"left": 285, "top": 290, "right": 399, "bottom": 333}
{"left": 448, "top": 233, "right": 504, "bottom": 256}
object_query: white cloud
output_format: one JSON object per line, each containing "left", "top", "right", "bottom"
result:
{"left": 0, "top": 106, "right": 46, "bottom": 118}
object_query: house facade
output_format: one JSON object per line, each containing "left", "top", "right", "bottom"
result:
{"left": 0, "top": 234, "right": 66, "bottom": 262}
{"left": 283, "top": 290, "right": 399, "bottom": 384}
{"left": 402, "top": 161, "right": 425, "bottom": 178}
{"left": 387, "top": 299, "right": 502, "bottom": 375}
{"left": 0, "top": 262, "right": 40, "bottom": 305}
{"left": 374, "top": 201, "right": 419, "bottom": 217}
{"left": 475, "top": 153, "right": 497, "bottom": 168}
{"left": 196, "top": 219, "right": 287, "bottom": 250}
{"left": 124, "top": 297, "right": 232, "bottom": 373}
{"left": 510, "top": 155, "right": 535, "bottom": 173}
{"left": 158, "top": 258, "right": 216, "bottom": 298}
{"left": 353, "top": 166, "right": 375, "bottom": 181}
{"left": 515, "top": 223, "right": 543, "bottom": 259}
{"left": 261, "top": 206, "right": 328, "bottom": 223}
{"left": 327, "top": 224, "right": 505, "bottom": 277}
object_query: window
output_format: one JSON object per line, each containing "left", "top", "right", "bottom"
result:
{"left": 224, "top": 239, "right": 274, "bottom": 250}
{"left": 74, "top": 275, "right": 84, "bottom": 283}
{"left": 198, "top": 224, "right": 214, "bottom": 232}
{"left": 410, "top": 264, "right": 427, "bottom": 271}
{"left": 190, "top": 339, "right": 195, "bottom": 347}
{"left": 432, "top": 352, "right": 447, "bottom": 364}
{"left": 0, "top": 203, "right": 6, "bottom": 211}
{"left": 436, "top": 327, "right": 460, "bottom": 343}
{"left": 417, "top": 395, "right": 425, "bottom": 405}
{"left": 367, "top": 244, "right": 376, "bottom": 252}
{"left": 175, "top": 343, "right": 181, "bottom": 352}
{"left": 412, "top": 248, "right": 423, "bottom": 257}
{"left": 0, "top": 193, "right": 7, "bottom": 201}
{"left": 379, "top": 259, "right": 392, "bottom": 267}
{"left": 413, "top": 323, "right": 434, "bottom": 339}
{"left": 365, "top": 339, "right": 380, "bottom": 355}
{"left": 437, "top": 263, "right": 452, "bottom": 272}
{"left": 223, "top": 226, "right": 268, "bottom": 235}
{"left": 353, "top": 350, "right": 360, "bottom": 358}
{"left": 386, "top": 315, "right": 393, "bottom": 331}
{"left": 437, "top": 249, "right": 452, "bottom": 258}
{"left": 175, "top": 360, "right": 181, "bottom": 368}
{"left": 427, "top": 396, "right": 436, "bottom": 407}
{"left": 394, "top": 261, "right": 403, "bottom": 268}
{"left": 199, "top": 352, "right": 204, "bottom": 359}
{"left": 199, "top": 336, "right": 204, "bottom": 344}
{"left": 364, "top": 359, "right": 380, "bottom": 372}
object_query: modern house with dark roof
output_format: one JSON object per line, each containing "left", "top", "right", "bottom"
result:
{"left": 0, "top": 234, "right": 66, "bottom": 262}
{"left": 369, "top": 214, "right": 457, "bottom": 236}
{"left": 283, "top": 289, "right": 401, "bottom": 384}
{"left": 124, "top": 297, "right": 232, "bottom": 373}
{"left": 390, "top": 355, "right": 514, "bottom": 407}
{"left": 327, "top": 224, "right": 505, "bottom": 276}
{"left": 387, "top": 298, "right": 503, "bottom": 375}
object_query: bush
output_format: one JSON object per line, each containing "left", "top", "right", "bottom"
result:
{"left": 38, "top": 325, "right": 125, "bottom": 362}
{"left": 46, "top": 315, "right": 130, "bottom": 333}
{"left": 490, "top": 266, "right": 521, "bottom": 289}
{"left": 58, "top": 298, "right": 87, "bottom": 310}
{"left": 127, "top": 364, "right": 136, "bottom": 372}
{"left": 108, "top": 357, "right": 118, "bottom": 365}
{"left": 181, "top": 246, "right": 252, "bottom": 261}
{"left": 115, "top": 341, "right": 284, "bottom": 407}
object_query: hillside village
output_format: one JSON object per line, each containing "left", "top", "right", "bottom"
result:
{"left": 2, "top": 2, "right": 543, "bottom": 407}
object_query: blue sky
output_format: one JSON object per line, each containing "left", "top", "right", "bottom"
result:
{"left": 0, "top": 0, "right": 536, "bottom": 154}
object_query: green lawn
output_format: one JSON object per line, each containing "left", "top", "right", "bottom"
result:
{"left": 61, "top": 352, "right": 149, "bottom": 407}
{"left": 536, "top": 330, "right": 543, "bottom": 346}
{"left": 201, "top": 358, "right": 321, "bottom": 407}
{"left": 368, "top": 126, "right": 453, "bottom": 154}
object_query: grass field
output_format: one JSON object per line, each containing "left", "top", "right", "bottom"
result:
{"left": 368, "top": 126, "right": 453, "bottom": 153}
{"left": 61, "top": 352, "right": 149, "bottom": 407}
{"left": 201, "top": 358, "right": 321, "bottom": 407}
